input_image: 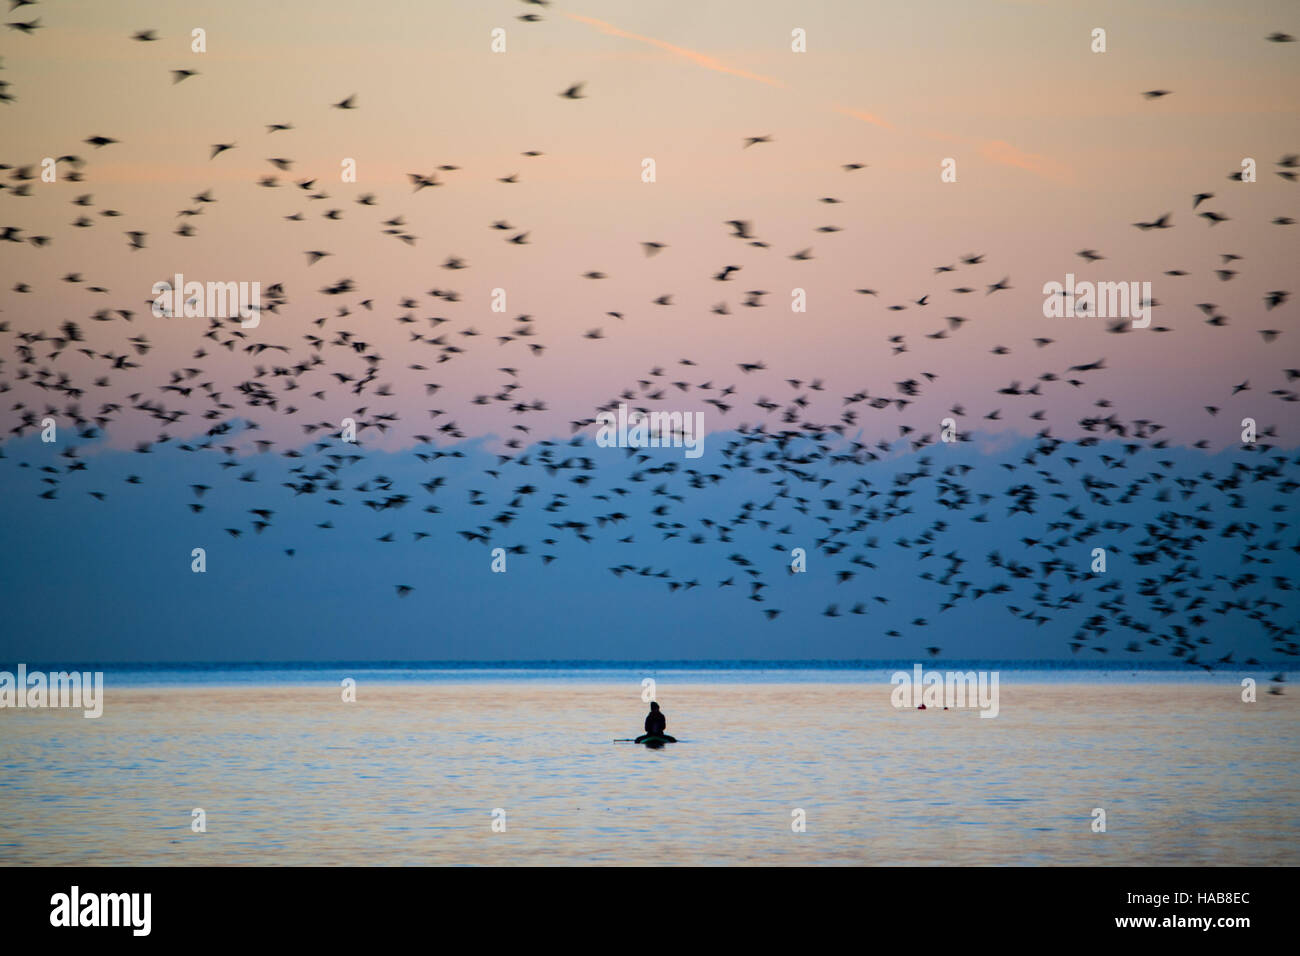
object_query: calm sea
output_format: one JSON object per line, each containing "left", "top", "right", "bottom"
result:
{"left": 2, "top": 663, "right": 1296, "bottom": 865}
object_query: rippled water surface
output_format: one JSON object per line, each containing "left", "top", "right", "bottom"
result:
{"left": 2, "top": 677, "right": 1296, "bottom": 865}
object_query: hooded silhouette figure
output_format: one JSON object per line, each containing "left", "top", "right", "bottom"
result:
{"left": 644, "top": 701, "right": 666, "bottom": 736}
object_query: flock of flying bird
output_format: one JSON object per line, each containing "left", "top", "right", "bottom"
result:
{"left": 2, "top": 5, "right": 1298, "bottom": 671}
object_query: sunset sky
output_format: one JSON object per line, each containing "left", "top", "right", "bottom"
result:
{"left": 1, "top": 1, "right": 1296, "bottom": 662}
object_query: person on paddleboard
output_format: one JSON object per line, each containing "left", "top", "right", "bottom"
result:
{"left": 632, "top": 701, "right": 676, "bottom": 744}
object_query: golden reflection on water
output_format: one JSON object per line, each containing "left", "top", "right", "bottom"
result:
{"left": 1, "top": 681, "right": 1295, "bottom": 865}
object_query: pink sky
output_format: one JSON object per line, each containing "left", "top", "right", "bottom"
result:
{"left": 2, "top": 0, "right": 1297, "bottom": 450}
